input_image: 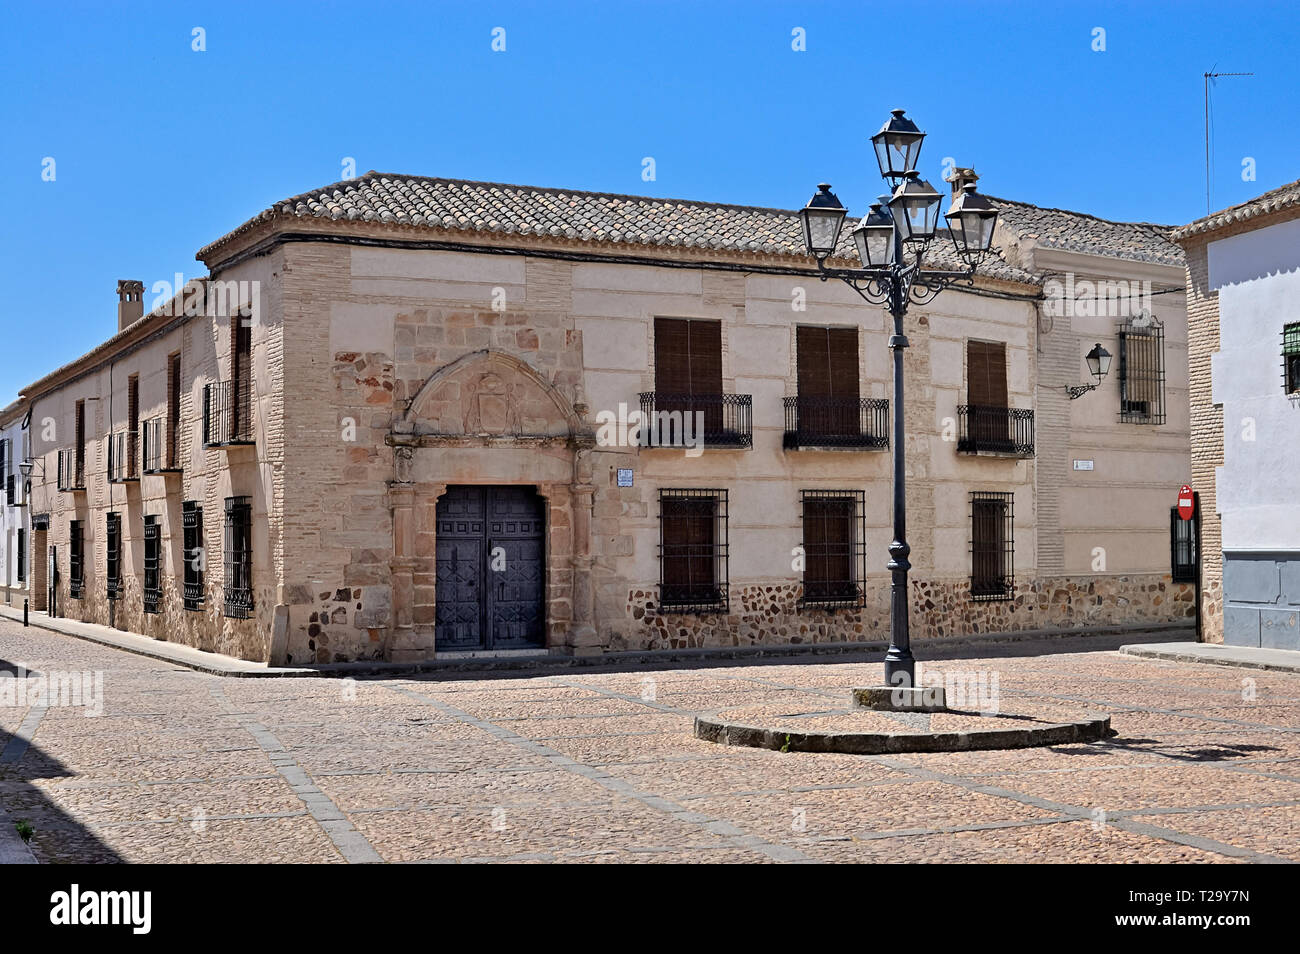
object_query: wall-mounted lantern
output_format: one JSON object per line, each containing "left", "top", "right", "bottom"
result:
{"left": 1066, "top": 343, "right": 1113, "bottom": 399}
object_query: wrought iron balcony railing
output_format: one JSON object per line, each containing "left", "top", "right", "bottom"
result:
{"left": 56, "top": 449, "right": 85, "bottom": 491}
{"left": 783, "top": 396, "right": 890, "bottom": 450}
{"left": 957, "top": 405, "right": 1035, "bottom": 457}
{"left": 203, "top": 380, "right": 254, "bottom": 447}
{"left": 107, "top": 430, "right": 139, "bottom": 482}
{"left": 636, "top": 392, "right": 752, "bottom": 449}
{"left": 141, "top": 417, "right": 182, "bottom": 473}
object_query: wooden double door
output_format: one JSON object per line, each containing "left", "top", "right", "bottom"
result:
{"left": 434, "top": 486, "right": 546, "bottom": 651}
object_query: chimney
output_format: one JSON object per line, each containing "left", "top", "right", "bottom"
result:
{"left": 117, "top": 279, "right": 144, "bottom": 331}
{"left": 947, "top": 166, "right": 979, "bottom": 198}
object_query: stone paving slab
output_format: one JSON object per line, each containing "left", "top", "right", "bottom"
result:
{"left": 2, "top": 618, "right": 1298, "bottom": 863}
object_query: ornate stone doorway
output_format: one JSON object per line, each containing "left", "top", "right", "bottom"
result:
{"left": 434, "top": 485, "right": 546, "bottom": 650}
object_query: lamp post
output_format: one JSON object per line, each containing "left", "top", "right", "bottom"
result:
{"left": 798, "top": 109, "right": 1001, "bottom": 688}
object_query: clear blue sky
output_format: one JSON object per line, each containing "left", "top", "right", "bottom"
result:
{"left": 2, "top": 0, "right": 1296, "bottom": 403}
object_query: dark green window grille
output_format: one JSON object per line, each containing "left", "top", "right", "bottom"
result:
{"left": 1170, "top": 505, "right": 1198, "bottom": 584}
{"left": 970, "top": 491, "right": 1014, "bottom": 601}
{"left": 799, "top": 490, "right": 866, "bottom": 609}
{"left": 658, "top": 489, "right": 728, "bottom": 613}
{"left": 1283, "top": 323, "right": 1300, "bottom": 394}
{"left": 106, "top": 512, "right": 121, "bottom": 600}
{"left": 1118, "top": 316, "right": 1166, "bottom": 424}
{"left": 223, "top": 496, "right": 253, "bottom": 619}
{"left": 69, "top": 520, "right": 84, "bottom": 599}
{"left": 183, "top": 501, "right": 204, "bottom": 611}
{"left": 143, "top": 515, "right": 161, "bottom": 614}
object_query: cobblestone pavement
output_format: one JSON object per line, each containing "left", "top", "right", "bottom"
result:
{"left": 2, "top": 620, "right": 1298, "bottom": 863}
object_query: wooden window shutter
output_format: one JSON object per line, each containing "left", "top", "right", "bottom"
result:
{"left": 654, "top": 318, "right": 692, "bottom": 395}
{"left": 967, "top": 341, "right": 1008, "bottom": 408}
{"left": 797, "top": 326, "right": 831, "bottom": 398}
{"left": 827, "top": 328, "right": 859, "bottom": 401}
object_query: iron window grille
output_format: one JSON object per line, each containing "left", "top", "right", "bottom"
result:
{"left": 1170, "top": 505, "right": 1198, "bottom": 584}
{"left": 970, "top": 491, "right": 1014, "bottom": 601}
{"left": 141, "top": 417, "right": 180, "bottom": 474}
{"left": 1283, "top": 323, "right": 1300, "bottom": 395}
{"left": 16, "top": 528, "right": 24, "bottom": 583}
{"left": 637, "top": 392, "right": 752, "bottom": 449}
{"left": 799, "top": 490, "right": 867, "bottom": 609}
{"left": 956, "top": 405, "right": 1035, "bottom": 456}
{"left": 783, "top": 397, "right": 889, "bottom": 450}
{"left": 56, "top": 449, "right": 84, "bottom": 491}
{"left": 69, "top": 520, "right": 84, "bottom": 599}
{"left": 107, "top": 430, "right": 139, "bottom": 482}
{"left": 182, "top": 501, "right": 204, "bottom": 611}
{"left": 1118, "top": 316, "right": 1166, "bottom": 424}
{"left": 204, "top": 381, "right": 254, "bottom": 447}
{"left": 658, "top": 489, "right": 729, "bottom": 613}
{"left": 223, "top": 496, "right": 253, "bottom": 619}
{"left": 106, "top": 512, "right": 122, "bottom": 601}
{"left": 143, "top": 515, "right": 161, "bottom": 614}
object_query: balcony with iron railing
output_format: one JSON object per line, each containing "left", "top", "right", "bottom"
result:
{"left": 956, "top": 405, "right": 1035, "bottom": 458}
{"left": 636, "top": 392, "right": 752, "bottom": 449}
{"left": 141, "top": 417, "right": 182, "bottom": 474}
{"left": 56, "top": 449, "right": 85, "bottom": 491}
{"left": 203, "top": 381, "right": 254, "bottom": 448}
{"left": 107, "top": 430, "right": 139, "bottom": 482}
{"left": 783, "top": 396, "right": 890, "bottom": 450}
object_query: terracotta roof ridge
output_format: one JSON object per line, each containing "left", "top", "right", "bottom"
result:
{"left": 985, "top": 194, "right": 1176, "bottom": 232}
{"left": 303, "top": 171, "right": 811, "bottom": 217}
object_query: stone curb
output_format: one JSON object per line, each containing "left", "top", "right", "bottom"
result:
{"left": 1120, "top": 642, "right": 1300, "bottom": 673}
{"left": 694, "top": 712, "right": 1112, "bottom": 755}
{"left": 0, "top": 602, "right": 1192, "bottom": 679}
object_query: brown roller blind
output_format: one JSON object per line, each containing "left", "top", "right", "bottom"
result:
{"left": 655, "top": 318, "right": 722, "bottom": 395}
{"left": 797, "top": 327, "right": 859, "bottom": 399}
{"left": 967, "top": 340, "right": 1008, "bottom": 408}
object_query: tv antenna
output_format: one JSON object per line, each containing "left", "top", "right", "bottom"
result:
{"left": 1204, "top": 68, "right": 1254, "bottom": 214}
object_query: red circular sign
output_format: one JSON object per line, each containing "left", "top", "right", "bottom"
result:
{"left": 1177, "top": 484, "right": 1195, "bottom": 521}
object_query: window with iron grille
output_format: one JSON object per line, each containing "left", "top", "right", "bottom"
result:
{"left": 799, "top": 490, "right": 866, "bottom": 609}
{"left": 658, "top": 489, "right": 728, "bottom": 612}
{"left": 223, "top": 496, "right": 252, "bottom": 618}
{"left": 1170, "top": 505, "right": 1198, "bottom": 584}
{"left": 1283, "top": 323, "right": 1300, "bottom": 394}
{"left": 17, "top": 528, "right": 25, "bottom": 583}
{"left": 1118, "top": 316, "right": 1166, "bottom": 424}
{"left": 106, "top": 512, "right": 121, "bottom": 600}
{"left": 182, "top": 501, "right": 204, "bottom": 611}
{"left": 143, "top": 515, "right": 161, "bottom": 614}
{"left": 69, "top": 520, "right": 84, "bottom": 599}
{"left": 1, "top": 438, "right": 9, "bottom": 505}
{"left": 970, "top": 492, "right": 1014, "bottom": 600}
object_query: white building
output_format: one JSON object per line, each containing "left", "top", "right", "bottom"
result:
{"left": 1174, "top": 180, "right": 1300, "bottom": 650}
{"left": 0, "top": 399, "right": 31, "bottom": 607}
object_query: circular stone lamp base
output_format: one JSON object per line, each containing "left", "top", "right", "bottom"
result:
{"left": 695, "top": 691, "right": 1111, "bottom": 755}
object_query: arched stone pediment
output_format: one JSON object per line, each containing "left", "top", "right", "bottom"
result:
{"left": 403, "top": 350, "right": 581, "bottom": 439}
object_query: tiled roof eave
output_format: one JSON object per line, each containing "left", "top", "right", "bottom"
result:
{"left": 1171, "top": 181, "right": 1300, "bottom": 243}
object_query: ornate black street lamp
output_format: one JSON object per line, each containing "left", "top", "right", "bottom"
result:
{"left": 798, "top": 109, "right": 1000, "bottom": 688}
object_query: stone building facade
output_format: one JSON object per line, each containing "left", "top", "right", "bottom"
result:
{"left": 18, "top": 172, "right": 1195, "bottom": 663}
{"left": 1173, "top": 180, "right": 1300, "bottom": 649}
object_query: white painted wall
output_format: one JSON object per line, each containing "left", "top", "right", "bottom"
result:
{"left": 1208, "top": 218, "right": 1300, "bottom": 551}
{"left": 0, "top": 412, "right": 30, "bottom": 598}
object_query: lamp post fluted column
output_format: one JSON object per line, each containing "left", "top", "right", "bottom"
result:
{"left": 883, "top": 285, "right": 914, "bottom": 686}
